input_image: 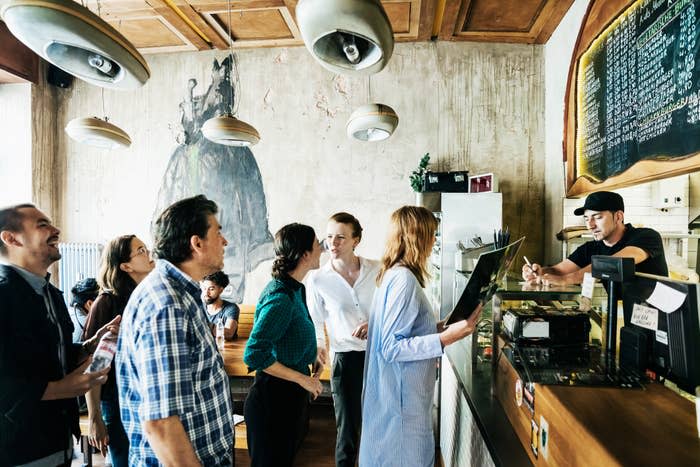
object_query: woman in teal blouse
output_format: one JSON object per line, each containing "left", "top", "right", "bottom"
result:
{"left": 243, "top": 223, "right": 324, "bottom": 467}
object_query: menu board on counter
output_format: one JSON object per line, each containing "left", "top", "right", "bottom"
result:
{"left": 575, "top": 0, "right": 700, "bottom": 184}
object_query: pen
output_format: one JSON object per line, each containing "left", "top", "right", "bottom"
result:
{"left": 523, "top": 256, "right": 532, "bottom": 267}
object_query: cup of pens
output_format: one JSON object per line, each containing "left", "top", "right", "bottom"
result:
{"left": 493, "top": 227, "right": 510, "bottom": 249}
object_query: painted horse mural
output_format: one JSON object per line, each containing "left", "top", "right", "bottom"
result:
{"left": 153, "top": 55, "right": 273, "bottom": 302}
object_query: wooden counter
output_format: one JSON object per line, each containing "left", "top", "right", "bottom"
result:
{"left": 495, "top": 343, "right": 700, "bottom": 466}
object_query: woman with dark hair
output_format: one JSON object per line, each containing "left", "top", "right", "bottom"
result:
{"left": 359, "top": 206, "right": 482, "bottom": 467}
{"left": 83, "top": 235, "right": 154, "bottom": 466}
{"left": 243, "top": 223, "right": 324, "bottom": 467}
{"left": 306, "top": 212, "right": 380, "bottom": 467}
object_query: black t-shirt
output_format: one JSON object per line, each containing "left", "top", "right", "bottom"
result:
{"left": 568, "top": 224, "right": 668, "bottom": 276}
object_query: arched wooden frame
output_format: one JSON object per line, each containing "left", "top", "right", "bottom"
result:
{"left": 564, "top": 0, "right": 700, "bottom": 197}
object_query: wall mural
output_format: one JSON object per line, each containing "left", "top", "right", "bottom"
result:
{"left": 153, "top": 55, "right": 274, "bottom": 302}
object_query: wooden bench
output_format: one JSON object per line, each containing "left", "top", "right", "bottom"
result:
{"left": 223, "top": 304, "right": 331, "bottom": 381}
{"left": 78, "top": 414, "right": 94, "bottom": 467}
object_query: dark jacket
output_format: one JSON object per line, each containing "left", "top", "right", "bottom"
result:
{"left": 0, "top": 264, "right": 82, "bottom": 465}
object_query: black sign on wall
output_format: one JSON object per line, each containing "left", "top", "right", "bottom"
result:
{"left": 576, "top": 0, "right": 700, "bottom": 183}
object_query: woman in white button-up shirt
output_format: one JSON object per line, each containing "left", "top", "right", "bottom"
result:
{"left": 307, "top": 212, "right": 380, "bottom": 467}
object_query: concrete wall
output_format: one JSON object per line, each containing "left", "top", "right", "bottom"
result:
{"left": 55, "top": 42, "right": 545, "bottom": 303}
{"left": 543, "top": 0, "right": 591, "bottom": 264}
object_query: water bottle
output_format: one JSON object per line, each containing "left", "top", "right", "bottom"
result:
{"left": 216, "top": 321, "right": 225, "bottom": 349}
{"left": 85, "top": 331, "right": 117, "bottom": 373}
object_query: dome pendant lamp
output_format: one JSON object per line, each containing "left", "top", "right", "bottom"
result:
{"left": 346, "top": 103, "right": 398, "bottom": 141}
{"left": 296, "top": 0, "right": 394, "bottom": 75}
{"left": 65, "top": 116, "right": 131, "bottom": 149}
{"left": 202, "top": 0, "right": 260, "bottom": 147}
{"left": 1, "top": 0, "right": 150, "bottom": 89}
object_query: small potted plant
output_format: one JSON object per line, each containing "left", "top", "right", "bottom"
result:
{"left": 410, "top": 153, "right": 440, "bottom": 211}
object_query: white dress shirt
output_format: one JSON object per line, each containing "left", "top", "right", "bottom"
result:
{"left": 306, "top": 256, "right": 380, "bottom": 352}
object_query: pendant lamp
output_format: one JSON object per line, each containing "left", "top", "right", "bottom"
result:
{"left": 297, "top": 0, "right": 394, "bottom": 75}
{"left": 202, "top": 0, "right": 260, "bottom": 146}
{"left": 346, "top": 103, "right": 398, "bottom": 141}
{"left": 1, "top": 0, "right": 150, "bottom": 89}
{"left": 65, "top": 116, "right": 131, "bottom": 149}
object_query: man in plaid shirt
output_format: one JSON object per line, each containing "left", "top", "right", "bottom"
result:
{"left": 116, "top": 195, "right": 234, "bottom": 465}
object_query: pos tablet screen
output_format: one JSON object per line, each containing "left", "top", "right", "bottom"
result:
{"left": 445, "top": 237, "right": 524, "bottom": 325}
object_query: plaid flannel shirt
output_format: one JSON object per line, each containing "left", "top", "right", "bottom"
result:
{"left": 116, "top": 260, "right": 234, "bottom": 466}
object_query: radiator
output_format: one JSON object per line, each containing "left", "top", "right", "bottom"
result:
{"left": 58, "top": 242, "right": 103, "bottom": 308}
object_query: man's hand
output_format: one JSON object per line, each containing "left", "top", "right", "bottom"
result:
{"left": 316, "top": 346, "right": 328, "bottom": 367}
{"left": 83, "top": 315, "right": 122, "bottom": 355}
{"left": 522, "top": 263, "right": 543, "bottom": 284}
{"left": 42, "top": 358, "right": 109, "bottom": 400}
{"left": 351, "top": 322, "right": 368, "bottom": 340}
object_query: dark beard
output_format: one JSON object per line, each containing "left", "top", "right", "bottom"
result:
{"left": 205, "top": 296, "right": 218, "bottom": 305}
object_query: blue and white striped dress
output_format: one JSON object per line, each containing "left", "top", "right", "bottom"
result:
{"left": 359, "top": 266, "right": 443, "bottom": 467}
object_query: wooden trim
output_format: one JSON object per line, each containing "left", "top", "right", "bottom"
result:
{"left": 0, "top": 20, "right": 39, "bottom": 83}
{"left": 179, "top": 2, "right": 230, "bottom": 49}
{"left": 279, "top": 4, "right": 301, "bottom": 40}
{"left": 417, "top": 0, "right": 436, "bottom": 40}
{"left": 281, "top": 0, "right": 298, "bottom": 28}
{"left": 438, "top": 0, "right": 463, "bottom": 40}
{"left": 534, "top": 0, "right": 575, "bottom": 44}
{"left": 147, "top": 0, "right": 211, "bottom": 49}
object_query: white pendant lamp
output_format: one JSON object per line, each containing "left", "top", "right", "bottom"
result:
{"left": 202, "top": 0, "right": 259, "bottom": 147}
{"left": 201, "top": 115, "right": 260, "bottom": 147}
{"left": 65, "top": 117, "right": 131, "bottom": 149}
{"left": 346, "top": 103, "right": 398, "bottom": 141}
{"left": 296, "top": 0, "right": 394, "bottom": 75}
{"left": 1, "top": 0, "right": 150, "bottom": 90}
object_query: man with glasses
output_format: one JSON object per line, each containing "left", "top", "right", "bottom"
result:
{"left": 0, "top": 204, "right": 118, "bottom": 466}
{"left": 116, "top": 195, "right": 235, "bottom": 465}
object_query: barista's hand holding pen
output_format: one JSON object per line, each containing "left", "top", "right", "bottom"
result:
{"left": 522, "top": 256, "right": 547, "bottom": 285}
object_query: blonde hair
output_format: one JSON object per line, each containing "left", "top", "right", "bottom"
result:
{"left": 377, "top": 206, "right": 438, "bottom": 288}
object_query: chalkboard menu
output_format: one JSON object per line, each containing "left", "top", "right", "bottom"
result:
{"left": 576, "top": 0, "right": 700, "bottom": 182}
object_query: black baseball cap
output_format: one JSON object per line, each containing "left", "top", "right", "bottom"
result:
{"left": 573, "top": 191, "right": 624, "bottom": 216}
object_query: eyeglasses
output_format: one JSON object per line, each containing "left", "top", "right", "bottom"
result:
{"left": 130, "top": 245, "right": 149, "bottom": 259}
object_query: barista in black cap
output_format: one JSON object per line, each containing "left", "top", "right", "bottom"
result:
{"left": 522, "top": 191, "right": 668, "bottom": 286}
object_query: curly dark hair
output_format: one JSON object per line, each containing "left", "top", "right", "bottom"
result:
{"left": 203, "top": 270, "right": 230, "bottom": 288}
{"left": 271, "top": 223, "right": 316, "bottom": 279}
{"left": 152, "top": 195, "right": 218, "bottom": 264}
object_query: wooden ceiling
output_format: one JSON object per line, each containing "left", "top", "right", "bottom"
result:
{"left": 72, "top": 0, "right": 575, "bottom": 54}
{"left": 0, "top": 0, "right": 574, "bottom": 82}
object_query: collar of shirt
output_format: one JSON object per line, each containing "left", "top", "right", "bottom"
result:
{"left": 156, "top": 259, "right": 202, "bottom": 299}
{"left": 319, "top": 256, "right": 373, "bottom": 285}
{"left": 6, "top": 263, "right": 50, "bottom": 295}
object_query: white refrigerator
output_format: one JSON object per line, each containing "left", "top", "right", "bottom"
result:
{"left": 431, "top": 192, "right": 503, "bottom": 320}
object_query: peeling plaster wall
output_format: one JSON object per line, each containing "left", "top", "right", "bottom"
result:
{"left": 56, "top": 42, "right": 544, "bottom": 303}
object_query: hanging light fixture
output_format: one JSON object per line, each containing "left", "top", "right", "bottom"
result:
{"left": 66, "top": 86, "right": 131, "bottom": 149}
{"left": 1, "top": 0, "right": 150, "bottom": 90}
{"left": 346, "top": 103, "right": 398, "bottom": 141}
{"left": 296, "top": 0, "right": 394, "bottom": 75}
{"left": 65, "top": 116, "right": 131, "bottom": 149}
{"left": 201, "top": 0, "right": 260, "bottom": 147}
